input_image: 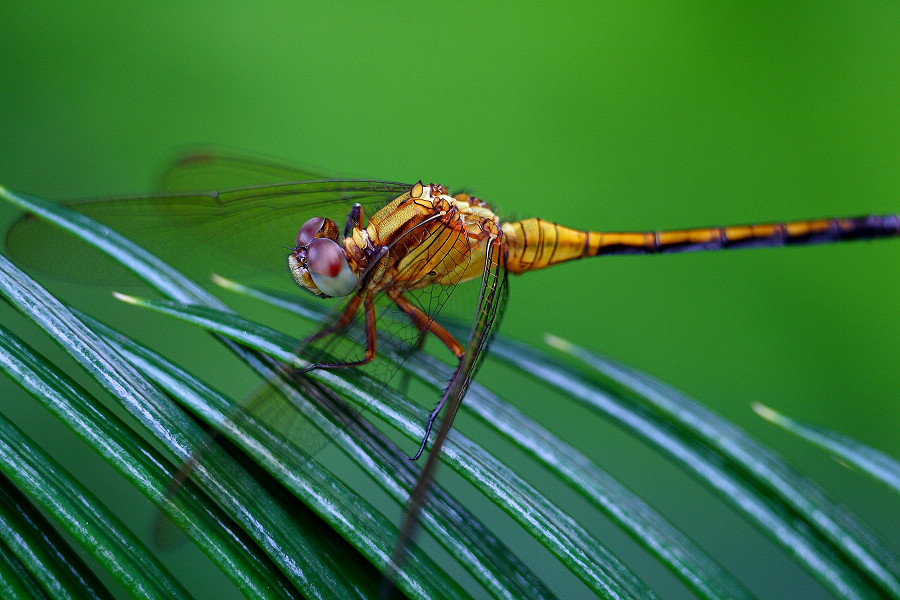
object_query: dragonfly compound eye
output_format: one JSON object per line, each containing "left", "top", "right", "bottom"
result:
{"left": 296, "top": 217, "right": 342, "bottom": 248}
{"left": 307, "top": 238, "right": 358, "bottom": 297}
{"left": 296, "top": 217, "right": 326, "bottom": 247}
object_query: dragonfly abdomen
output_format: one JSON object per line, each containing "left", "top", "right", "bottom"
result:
{"left": 503, "top": 214, "right": 900, "bottom": 273}
{"left": 502, "top": 218, "right": 596, "bottom": 273}
{"left": 590, "top": 215, "right": 900, "bottom": 257}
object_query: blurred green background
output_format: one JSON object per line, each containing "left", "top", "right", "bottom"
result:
{"left": 2, "top": 3, "right": 899, "bottom": 599}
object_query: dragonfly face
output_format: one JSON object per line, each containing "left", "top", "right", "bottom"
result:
{"left": 288, "top": 215, "right": 359, "bottom": 298}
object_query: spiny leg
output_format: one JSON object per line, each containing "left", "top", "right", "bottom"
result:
{"left": 389, "top": 290, "right": 465, "bottom": 359}
{"left": 389, "top": 290, "right": 466, "bottom": 460}
{"left": 305, "top": 293, "right": 363, "bottom": 345}
{"left": 302, "top": 292, "right": 378, "bottom": 370}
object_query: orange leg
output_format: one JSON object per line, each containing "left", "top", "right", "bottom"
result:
{"left": 305, "top": 293, "right": 363, "bottom": 345}
{"left": 303, "top": 292, "right": 377, "bottom": 369}
{"left": 361, "top": 291, "right": 377, "bottom": 363}
{"left": 389, "top": 290, "right": 464, "bottom": 359}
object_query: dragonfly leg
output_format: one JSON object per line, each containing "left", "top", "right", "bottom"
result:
{"left": 388, "top": 290, "right": 465, "bottom": 359}
{"left": 411, "top": 388, "right": 452, "bottom": 460}
{"left": 344, "top": 203, "right": 364, "bottom": 238}
{"left": 387, "top": 290, "right": 466, "bottom": 460}
{"left": 302, "top": 292, "right": 378, "bottom": 370}
{"left": 305, "top": 293, "right": 363, "bottom": 345}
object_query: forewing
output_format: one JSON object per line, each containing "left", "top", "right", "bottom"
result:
{"left": 157, "top": 149, "right": 339, "bottom": 191}
{"left": 384, "top": 235, "right": 509, "bottom": 583}
{"left": 457, "top": 237, "right": 509, "bottom": 392}
{"left": 5, "top": 180, "right": 411, "bottom": 287}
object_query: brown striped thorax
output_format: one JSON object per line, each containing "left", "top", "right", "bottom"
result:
{"left": 288, "top": 181, "right": 504, "bottom": 298}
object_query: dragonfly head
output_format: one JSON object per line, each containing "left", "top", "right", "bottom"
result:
{"left": 288, "top": 217, "right": 359, "bottom": 298}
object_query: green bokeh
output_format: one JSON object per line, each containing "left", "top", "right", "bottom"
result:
{"left": 2, "top": 4, "right": 899, "bottom": 599}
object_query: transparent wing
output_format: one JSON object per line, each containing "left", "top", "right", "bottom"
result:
{"left": 384, "top": 235, "right": 509, "bottom": 588}
{"left": 413, "top": 233, "right": 509, "bottom": 458}
{"left": 156, "top": 149, "right": 343, "bottom": 191}
{"left": 5, "top": 179, "right": 411, "bottom": 286}
{"left": 158, "top": 149, "right": 473, "bottom": 369}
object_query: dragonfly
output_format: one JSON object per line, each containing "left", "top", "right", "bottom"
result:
{"left": 7, "top": 152, "right": 900, "bottom": 590}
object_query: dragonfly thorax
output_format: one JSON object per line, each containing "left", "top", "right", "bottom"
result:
{"left": 288, "top": 181, "right": 506, "bottom": 299}
{"left": 288, "top": 216, "right": 359, "bottom": 298}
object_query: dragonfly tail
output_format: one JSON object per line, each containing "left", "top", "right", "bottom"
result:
{"left": 504, "top": 214, "right": 900, "bottom": 272}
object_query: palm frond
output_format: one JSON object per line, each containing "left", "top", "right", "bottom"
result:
{"left": 1, "top": 185, "right": 898, "bottom": 599}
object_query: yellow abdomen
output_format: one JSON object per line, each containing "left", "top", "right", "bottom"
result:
{"left": 502, "top": 218, "right": 592, "bottom": 274}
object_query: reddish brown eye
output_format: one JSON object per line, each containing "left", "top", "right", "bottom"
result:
{"left": 296, "top": 217, "right": 325, "bottom": 247}
{"left": 306, "top": 238, "right": 358, "bottom": 297}
{"left": 307, "top": 238, "right": 343, "bottom": 276}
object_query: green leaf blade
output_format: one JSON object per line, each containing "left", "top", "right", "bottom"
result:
{"left": 535, "top": 335, "right": 899, "bottom": 600}
{"left": 755, "top": 403, "right": 900, "bottom": 496}
{"left": 0, "top": 413, "right": 193, "bottom": 600}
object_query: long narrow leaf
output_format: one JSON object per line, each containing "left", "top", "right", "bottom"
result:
{"left": 0, "top": 413, "right": 193, "bottom": 600}
{"left": 0, "top": 322, "right": 298, "bottom": 600}
{"left": 520, "top": 335, "right": 895, "bottom": 600}
{"left": 755, "top": 403, "right": 900, "bottom": 496}
{"left": 0, "top": 535, "right": 50, "bottom": 600}
{"left": 214, "top": 276, "right": 757, "bottom": 600}
{"left": 544, "top": 336, "right": 900, "bottom": 597}
{"left": 0, "top": 472, "right": 115, "bottom": 600}
{"left": 112, "top": 294, "right": 662, "bottom": 599}
{"left": 0, "top": 252, "right": 376, "bottom": 599}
